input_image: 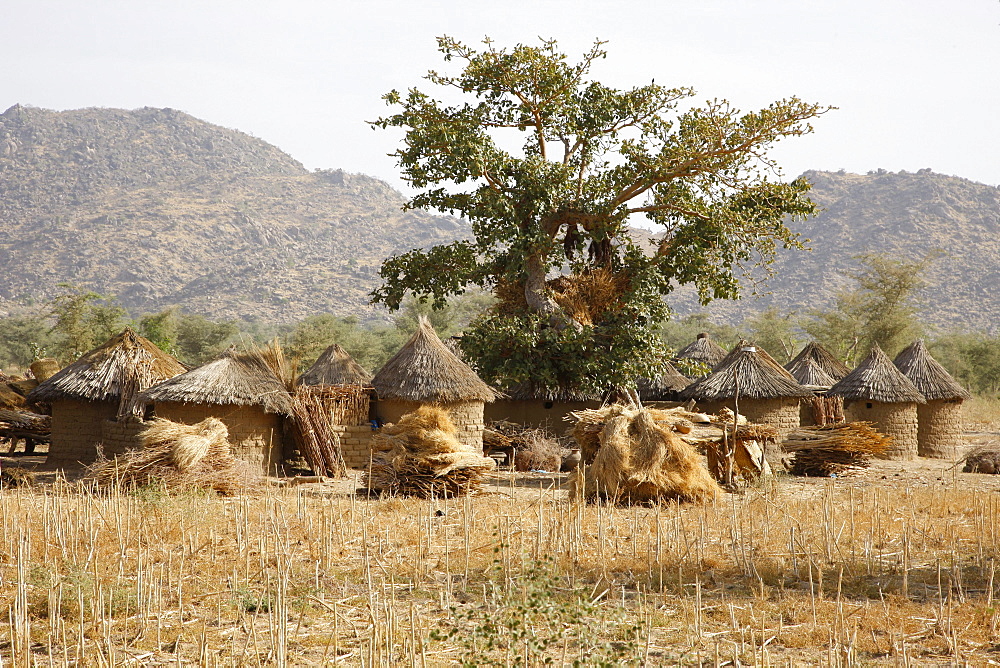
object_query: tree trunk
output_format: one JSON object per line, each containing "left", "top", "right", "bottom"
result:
{"left": 523, "top": 252, "right": 583, "bottom": 331}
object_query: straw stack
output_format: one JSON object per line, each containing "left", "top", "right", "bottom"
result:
{"left": 567, "top": 405, "right": 720, "bottom": 504}
{"left": 86, "top": 417, "right": 265, "bottom": 494}
{"left": 365, "top": 405, "right": 496, "bottom": 498}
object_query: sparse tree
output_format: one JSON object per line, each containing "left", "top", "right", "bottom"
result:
{"left": 49, "top": 284, "right": 126, "bottom": 362}
{"left": 742, "top": 307, "right": 802, "bottom": 363}
{"left": 371, "top": 36, "right": 830, "bottom": 394}
{"left": 803, "top": 253, "right": 935, "bottom": 363}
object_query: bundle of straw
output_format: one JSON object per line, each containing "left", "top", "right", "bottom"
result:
{"left": 86, "top": 417, "right": 265, "bottom": 495}
{"left": 568, "top": 405, "right": 702, "bottom": 464}
{"left": 568, "top": 405, "right": 720, "bottom": 505}
{"left": 364, "top": 406, "right": 495, "bottom": 498}
{"left": 782, "top": 422, "right": 891, "bottom": 477}
{"left": 487, "top": 420, "right": 566, "bottom": 472}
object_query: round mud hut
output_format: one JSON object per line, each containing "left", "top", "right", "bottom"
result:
{"left": 827, "top": 345, "right": 925, "bottom": 460}
{"left": 637, "top": 360, "right": 691, "bottom": 402}
{"left": 785, "top": 342, "right": 851, "bottom": 383}
{"left": 679, "top": 344, "right": 812, "bottom": 439}
{"left": 139, "top": 350, "right": 293, "bottom": 474}
{"left": 893, "top": 340, "right": 971, "bottom": 459}
{"left": 28, "top": 328, "right": 186, "bottom": 466}
{"left": 674, "top": 333, "right": 728, "bottom": 376}
{"left": 372, "top": 317, "right": 497, "bottom": 450}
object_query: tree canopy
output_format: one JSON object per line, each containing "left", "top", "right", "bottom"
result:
{"left": 371, "top": 36, "right": 830, "bottom": 395}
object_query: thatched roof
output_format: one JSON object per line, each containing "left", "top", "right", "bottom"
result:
{"left": 297, "top": 344, "right": 372, "bottom": 387}
{"left": 786, "top": 342, "right": 851, "bottom": 382}
{"left": 372, "top": 317, "right": 496, "bottom": 403}
{"left": 637, "top": 361, "right": 690, "bottom": 400}
{"left": 679, "top": 346, "right": 812, "bottom": 402}
{"left": 717, "top": 340, "right": 798, "bottom": 382}
{"left": 673, "top": 333, "right": 728, "bottom": 370}
{"left": 893, "top": 340, "right": 971, "bottom": 401}
{"left": 139, "top": 349, "right": 293, "bottom": 415}
{"left": 827, "top": 345, "right": 925, "bottom": 404}
{"left": 28, "top": 328, "right": 186, "bottom": 417}
{"left": 787, "top": 357, "right": 837, "bottom": 388}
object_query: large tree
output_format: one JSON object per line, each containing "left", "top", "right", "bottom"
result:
{"left": 371, "top": 36, "right": 830, "bottom": 394}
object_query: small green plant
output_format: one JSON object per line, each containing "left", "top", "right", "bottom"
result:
{"left": 234, "top": 586, "right": 272, "bottom": 614}
{"left": 431, "top": 555, "right": 643, "bottom": 666}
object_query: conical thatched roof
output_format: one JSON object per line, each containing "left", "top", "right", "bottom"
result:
{"left": 827, "top": 345, "right": 925, "bottom": 404}
{"left": 679, "top": 346, "right": 812, "bottom": 402}
{"left": 893, "top": 340, "right": 971, "bottom": 401}
{"left": 787, "top": 357, "right": 837, "bottom": 388}
{"left": 786, "top": 342, "right": 851, "bottom": 382}
{"left": 674, "top": 333, "right": 728, "bottom": 370}
{"left": 717, "top": 339, "right": 798, "bottom": 381}
{"left": 28, "top": 328, "right": 186, "bottom": 416}
{"left": 297, "top": 344, "right": 372, "bottom": 387}
{"left": 637, "top": 361, "right": 690, "bottom": 400}
{"left": 139, "top": 349, "right": 293, "bottom": 415}
{"left": 372, "top": 317, "right": 496, "bottom": 403}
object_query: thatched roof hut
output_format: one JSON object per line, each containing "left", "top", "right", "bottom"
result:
{"left": 297, "top": 344, "right": 372, "bottom": 387}
{"left": 637, "top": 361, "right": 690, "bottom": 401}
{"left": 674, "top": 333, "right": 728, "bottom": 373}
{"left": 680, "top": 345, "right": 812, "bottom": 438}
{"left": 28, "top": 327, "right": 186, "bottom": 465}
{"left": 139, "top": 350, "right": 293, "bottom": 472}
{"left": 787, "top": 357, "right": 837, "bottom": 389}
{"left": 827, "top": 345, "right": 925, "bottom": 460}
{"left": 786, "top": 342, "right": 851, "bottom": 382}
{"left": 373, "top": 317, "right": 496, "bottom": 448}
{"left": 485, "top": 381, "right": 601, "bottom": 431}
{"left": 893, "top": 340, "right": 971, "bottom": 459}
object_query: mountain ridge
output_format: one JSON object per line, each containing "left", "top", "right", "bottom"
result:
{"left": 1, "top": 105, "right": 997, "bottom": 332}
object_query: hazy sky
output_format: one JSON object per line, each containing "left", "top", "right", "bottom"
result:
{"left": 3, "top": 0, "right": 998, "bottom": 191}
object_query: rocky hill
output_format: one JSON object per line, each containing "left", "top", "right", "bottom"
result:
{"left": 0, "top": 104, "right": 466, "bottom": 323}
{"left": 665, "top": 169, "right": 1000, "bottom": 333}
{"left": 1, "top": 105, "right": 997, "bottom": 332}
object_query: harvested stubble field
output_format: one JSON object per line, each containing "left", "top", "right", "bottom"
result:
{"left": 0, "top": 451, "right": 999, "bottom": 666}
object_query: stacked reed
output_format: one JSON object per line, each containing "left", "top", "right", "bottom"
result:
{"left": 287, "top": 386, "right": 354, "bottom": 478}
{"left": 782, "top": 422, "right": 891, "bottom": 476}
{"left": 567, "top": 405, "right": 719, "bottom": 505}
{"left": 86, "top": 417, "right": 265, "bottom": 495}
{"left": 364, "top": 406, "right": 495, "bottom": 498}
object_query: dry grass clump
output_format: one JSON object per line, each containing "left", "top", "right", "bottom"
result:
{"left": 0, "top": 466, "right": 35, "bottom": 488}
{"left": 494, "top": 267, "right": 628, "bottom": 326}
{"left": 86, "top": 417, "right": 265, "bottom": 495}
{"left": 568, "top": 405, "right": 720, "bottom": 504}
{"left": 782, "top": 421, "right": 891, "bottom": 476}
{"left": 365, "top": 405, "right": 495, "bottom": 497}
{"left": 486, "top": 421, "right": 566, "bottom": 472}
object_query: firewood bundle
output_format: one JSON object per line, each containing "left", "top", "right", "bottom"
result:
{"left": 782, "top": 422, "right": 890, "bottom": 477}
{"left": 0, "top": 409, "right": 51, "bottom": 446}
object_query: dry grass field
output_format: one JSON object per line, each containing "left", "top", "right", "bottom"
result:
{"left": 1, "top": 435, "right": 999, "bottom": 666}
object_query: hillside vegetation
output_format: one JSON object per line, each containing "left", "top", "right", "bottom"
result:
{"left": 0, "top": 104, "right": 465, "bottom": 323}
{"left": 1, "top": 105, "right": 997, "bottom": 332}
{"left": 667, "top": 169, "right": 1000, "bottom": 332}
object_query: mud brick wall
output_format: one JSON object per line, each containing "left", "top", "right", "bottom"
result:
{"left": 154, "top": 402, "right": 283, "bottom": 474}
{"left": 47, "top": 399, "right": 118, "bottom": 467}
{"left": 99, "top": 418, "right": 147, "bottom": 457}
{"left": 917, "top": 399, "right": 964, "bottom": 460}
{"left": 333, "top": 424, "right": 377, "bottom": 469}
{"left": 844, "top": 400, "right": 919, "bottom": 460}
